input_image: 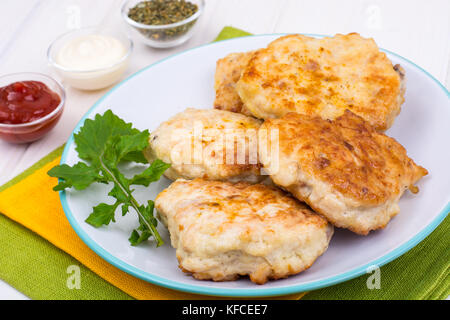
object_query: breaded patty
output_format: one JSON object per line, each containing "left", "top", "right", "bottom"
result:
{"left": 145, "top": 108, "right": 262, "bottom": 182}
{"left": 155, "top": 179, "right": 333, "bottom": 284}
{"left": 214, "top": 51, "right": 254, "bottom": 116}
{"left": 258, "top": 111, "right": 428, "bottom": 235}
{"left": 236, "top": 33, "right": 405, "bottom": 131}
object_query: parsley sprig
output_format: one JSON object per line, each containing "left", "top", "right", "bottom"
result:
{"left": 48, "top": 110, "right": 170, "bottom": 247}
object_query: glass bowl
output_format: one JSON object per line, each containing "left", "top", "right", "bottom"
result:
{"left": 47, "top": 26, "right": 133, "bottom": 90}
{"left": 0, "top": 72, "right": 65, "bottom": 143}
{"left": 121, "top": 0, "right": 204, "bottom": 48}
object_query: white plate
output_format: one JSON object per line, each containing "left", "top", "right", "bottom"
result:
{"left": 60, "top": 34, "right": 450, "bottom": 297}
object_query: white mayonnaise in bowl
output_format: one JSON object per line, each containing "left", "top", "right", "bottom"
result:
{"left": 47, "top": 27, "right": 133, "bottom": 90}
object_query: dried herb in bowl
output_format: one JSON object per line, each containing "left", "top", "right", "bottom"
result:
{"left": 129, "top": 0, "right": 198, "bottom": 25}
{"left": 128, "top": 0, "right": 199, "bottom": 42}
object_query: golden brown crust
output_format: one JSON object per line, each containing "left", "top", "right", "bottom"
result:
{"left": 158, "top": 179, "right": 328, "bottom": 228}
{"left": 262, "top": 111, "right": 427, "bottom": 205}
{"left": 156, "top": 179, "right": 333, "bottom": 284}
{"left": 258, "top": 111, "right": 428, "bottom": 234}
{"left": 214, "top": 51, "right": 255, "bottom": 116}
{"left": 146, "top": 108, "right": 262, "bottom": 182}
{"left": 237, "top": 33, "right": 405, "bottom": 131}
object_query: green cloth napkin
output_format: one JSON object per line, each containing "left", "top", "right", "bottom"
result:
{"left": 304, "top": 216, "right": 449, "bottom": 300}
{"left": 0, "top": 214, "right": 132, "bottom": 300}
{"left": 0, "top": 145, "right": 132, "bottom": 300}
{"left": 0, "top": 26, "right": 448, "bottom": 300}
{"left": 214, "top": 26, "right": 252, "bottom": 41}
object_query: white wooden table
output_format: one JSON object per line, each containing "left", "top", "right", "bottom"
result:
{"left": 0, "top": 0, "right": 449, "bottom": 300}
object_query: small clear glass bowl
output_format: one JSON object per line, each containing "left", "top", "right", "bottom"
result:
{"left": 0, "top": 72, "right": 65, "bottom": 144}
{"left": 47, "top": 27, "right": 133, "bottom": 90}
{"left": 121, "top": 0, "right": 204, "bottom": 48}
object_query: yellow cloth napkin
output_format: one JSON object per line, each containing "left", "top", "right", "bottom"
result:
{"left": 0, "top": 155, "right": 304, "bottom": 299}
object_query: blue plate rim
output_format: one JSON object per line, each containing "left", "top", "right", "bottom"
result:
{"left": 59, "top": 33, "right": 450, "bottom": 298}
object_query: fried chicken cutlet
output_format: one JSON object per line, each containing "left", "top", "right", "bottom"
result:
{"left": 144, "top": 108, "right": 262, "bottom": 182}
{"left": 258, "top": 111, "right": 427, "bottom": 235}
{"left": 155, "top": 178, "right": 333, "bottom": 284}
{"left": 214, "top": 51, "right": 255, "bottom": 116}
{"left": 236, "top": 33, "right": 406, "bottom": 131}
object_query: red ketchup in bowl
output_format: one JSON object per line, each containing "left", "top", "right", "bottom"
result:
{"left": 0, "top": 81, "right": 61, "bottom": 124}
{"left": 0, "top": 80, "right": 64, "bottom": 143}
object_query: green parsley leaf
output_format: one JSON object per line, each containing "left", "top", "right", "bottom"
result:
{"left": 121, "top": 204, "right": 130, "bottom": 216}
{"left": 129, "top": 200, "right": 157, "bottom": 246}
{"left": 129, "top": 229, "right": 152, "bottom": 246}
{"left": 85, "top": 202, "right": 119, "bottom": 227}
{"left": 48, "top": 162, "right": 104, "bottom": 191}
{"left": 102, "top": 130, "right": 150, "bottom": 167}
{"left": 131, "top": 159, "right": 171, "bottom": 187}
{"left": 121, "top": 151, "right": 148, "bottom": 164}
{"left": 48, "top": 110, "right": 170, "bottom": 247}
{"left": 115, "top": 131, "right": 150, "bottom": 164}
{"left": 74, "top": 110, "right": 141, "bottom": 165}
